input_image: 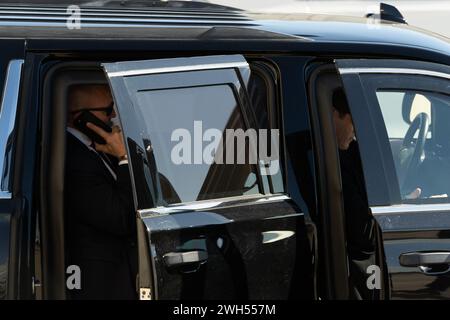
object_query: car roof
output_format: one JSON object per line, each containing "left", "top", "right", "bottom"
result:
{"left": 251, "top": 13, "right": 450, "bottom": 56}
{"left": 0, "top": 1, "right": 449, "bottom": 57}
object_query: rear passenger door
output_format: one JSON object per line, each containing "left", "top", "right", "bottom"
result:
{"left": 336, "top": 59, "right": 450, "bottom": 299}
{"left": 103, "top": 55, "right": 315, "bottom": 299}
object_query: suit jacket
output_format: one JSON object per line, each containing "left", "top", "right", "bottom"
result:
{"left": 65, "top": 131, "right": 137, "bottom": 300}
{"left": 339, "top": 141, "right": 390, "bottom": 300}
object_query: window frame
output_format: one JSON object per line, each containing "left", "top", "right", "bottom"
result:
{"left": 248, "top": 60, "right": 286, "bottom": 195}
{"left": 103, "top": 55, "right": 285, "bottom": 210}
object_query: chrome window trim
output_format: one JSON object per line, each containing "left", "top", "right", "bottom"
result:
{"left": 0, "top": 59, "right": 24, "bottom": 197}
{"left": 107, "top": 61, "right": 249, "bottom": 78}
{"left": 371, "top": 203, "right": 450, "bottom": 215}
{"left": 339, "top": 68, "right": 450, "bottom": 80}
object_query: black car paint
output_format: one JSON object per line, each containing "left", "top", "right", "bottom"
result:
{"left": 0, "top": 3, "right": 449, "bottom": 299}
{"left": 377, "top": 212, "right": 450, "bottom": 299}
{"left": 141, "top": 197, "right": 313, "bottom": 299}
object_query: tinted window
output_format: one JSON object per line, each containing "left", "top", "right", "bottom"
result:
{"left": 134, "top": 84, "right": 261, "bottom": 204}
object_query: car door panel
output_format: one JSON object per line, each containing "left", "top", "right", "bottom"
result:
{"left": 374, "top": 207, "right": 450, "bottom": 299}
{"left": 141, "top": 196, "right": 304, "bottom": 299}
{"left": 103, "top": 55, "right": 315, "bottom": 299}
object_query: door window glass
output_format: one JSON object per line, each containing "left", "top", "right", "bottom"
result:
{"left": 376, "top": 89, "right": 450, "bottom": 202}
{"left": 134, "top": 84, "right": 261, "bottom": 204}
{"left": 248, "top": 68, "right": 284, "bottom": 194}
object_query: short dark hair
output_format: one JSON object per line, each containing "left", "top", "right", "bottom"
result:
{"left": 332, "top": 87, "right": 350, "bottom": 116}
{"left": 67, "top": 83, "right": 111, "bottom": 112}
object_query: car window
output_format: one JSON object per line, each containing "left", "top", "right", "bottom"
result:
{"left": 104, "top": 56, "right": 285, "bottom": 208}
{"left": 375, "top": 89, "right": 450, "bottom": 203}
{"left": 247, "top": 67, "right": 284, "bottom": 195}
{"left": 134, "top": 84, "right": 262, "bottom": 204}
{"left": 376, "top": 91, "right": 432, "bottom": 139}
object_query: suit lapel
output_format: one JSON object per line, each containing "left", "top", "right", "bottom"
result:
{"left": 67, "top": 133, "right": 117, "bottom": 182}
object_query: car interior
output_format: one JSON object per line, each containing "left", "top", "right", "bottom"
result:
{"left": 308, "top": 63, "right": 450, "bottom": 205}
{"left": 38, "top": 63, "right": 121, "bottom": 298}
{"left": 39, "top": 62, "right": 107, "bottom": 298}
{"left": 381, "top": 90, "right": 450, "bottom": 203}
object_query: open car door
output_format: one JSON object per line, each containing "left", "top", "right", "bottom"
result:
{"left": 102, "top": 55, "right": 316, "bottom": 299}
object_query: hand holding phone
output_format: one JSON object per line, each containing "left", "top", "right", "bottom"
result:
{"left": 74, "top": 110, "right": 112, "bottom": 144}
{"left": 86, "top": 122, "right": 127, "bottom": 161}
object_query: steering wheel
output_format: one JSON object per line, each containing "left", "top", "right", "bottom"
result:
{"left": 399, "top": 112, "right": 430, "bottom": 193}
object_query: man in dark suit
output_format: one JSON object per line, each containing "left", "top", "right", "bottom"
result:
{"left": 65, "top": 84, "right": 137, "bottom": 300}
{"left": 332, "top": 87, "right": 390, "bottom": 299}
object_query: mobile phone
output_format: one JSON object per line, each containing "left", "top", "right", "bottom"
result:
{"left": 74, "top": 110, "right": 112, "bottom": 144}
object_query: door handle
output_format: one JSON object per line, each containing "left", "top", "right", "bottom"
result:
{"left": 399, "top": 251, "right": 450, "bottom": 267}
{"left": 163, "top": 250, "right": 208, "bottom": 268}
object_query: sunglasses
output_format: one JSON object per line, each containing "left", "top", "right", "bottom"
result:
{"left": 72, "top": 101, "right": 115, "bottom": 116}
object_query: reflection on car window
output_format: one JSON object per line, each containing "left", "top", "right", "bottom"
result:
{"left": 376, "top": 89, "right": 450, "bottom": 203}
{"left": 134, "top": 84, "right": 261, "bottom": 204}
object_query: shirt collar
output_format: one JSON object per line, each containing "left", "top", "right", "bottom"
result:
{"left": 67, "top": 127, "right": 117, "bottom": 180}
{"left": 67, "top": 127, "right": 93, "bottom": 148}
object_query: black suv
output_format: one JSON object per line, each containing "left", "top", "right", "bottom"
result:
{"left": 0, "top": 1, "right": 450, "bottom": 300}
